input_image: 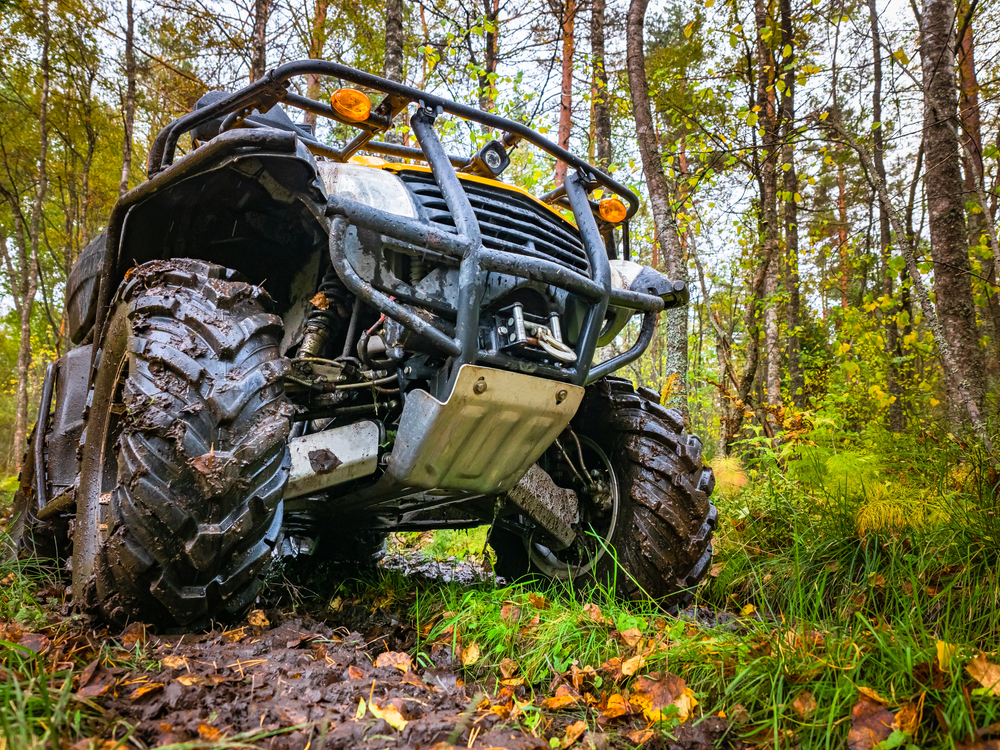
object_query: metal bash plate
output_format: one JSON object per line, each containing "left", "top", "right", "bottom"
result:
{"left": 286, "top": 420, "right": 380, "bottom": 498}
{"left": 386, "top": 365, "right": 584, "bottom": 493}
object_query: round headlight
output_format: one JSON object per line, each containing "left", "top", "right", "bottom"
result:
{"left": 317, "top": 162, "right": 417, "bottom": 219}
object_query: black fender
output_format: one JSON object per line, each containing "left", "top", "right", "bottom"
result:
{"left": 79, "top": 129, "right": 329, "bottom": 353}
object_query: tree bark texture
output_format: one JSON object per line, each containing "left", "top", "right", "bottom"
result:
{"left": 869, "top": 0, "right": 905, "bottom": 431}
{"left": 920, "top": 0, "right": 985, "bottom": 416}
{"left": 384, "top": 0, "right": 404, "bottom": 145}
{"left": 118, "top": 0, "right": 135, "bottom": 197}
{"left": 251, "top": 0, "right": 268, "bottom": 81}
{"left": 780, "top": 0, "right": 804, "bottom": 408}
{"left": 626, "top": 0, "right": 689, "bottom": 421}
{"left": 554, "top": 0, "right": 576, "bottom": 186}
{"left": 956, "top": 0, "right": 985, "bottom": 248}
{"left": 478, "top": 0, "right": 500, "bottom": 117}
{"left": 591, "top": 0, "right": 612, "bottom": 171}
{"left": 305, "top": 0, "right": 329, "bottom": 130}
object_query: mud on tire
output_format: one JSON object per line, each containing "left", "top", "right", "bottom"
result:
{"left": 491, "top": 376, "right": 717, "bottom": 604}
{"left": 79, "top": 260, "right": 291, "bottom": 628}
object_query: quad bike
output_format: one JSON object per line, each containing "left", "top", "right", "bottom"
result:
{"left": 10, "top": 61, "right": 716, "bottom": 627}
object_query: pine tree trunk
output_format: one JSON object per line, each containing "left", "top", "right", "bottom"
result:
{"left": 869, "top": 0, "right": 905, "bottom": 431}
{"left": 251, "top": 0, "right": 268, "bottom": 82}
{"left": 591, "top": 0, "right": 612, "bottom": 171}
{"left": 119, "top": 0, "right": 135, "bottom": 197}
{"left": 554, "top": 0, "right": 576, "bottom": 186}
{"left": 626, "top": 0, "right": 689, "bottom": 421}
{"left": 920, "top": 0, "right": 985, "bottom": 417}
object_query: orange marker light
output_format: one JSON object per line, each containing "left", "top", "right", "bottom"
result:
{"left": 331, "top": 88, "right": 372, "bottom": 122}
{"left": 599, "top": 197, "right": 628, "bottom": 224}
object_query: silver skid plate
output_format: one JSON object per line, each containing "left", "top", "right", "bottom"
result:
{"left": 386, "top": 365, "right": 585, "bottom": 494}
{"left": 285, "top": 420, "right": 380, "bottom": 498}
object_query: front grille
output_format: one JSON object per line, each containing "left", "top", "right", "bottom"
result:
{"left": 398, "top": 171, "right": 591, "bottom": 276}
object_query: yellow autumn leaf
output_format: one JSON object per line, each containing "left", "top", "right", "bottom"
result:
{"left": 967, "top": 652, "right": 1000, "bottom": 695}
{"left": 355, "top": 698, "right": 367, "bottom": 720}
{"left": 461, "top": 642, "right": 480, "bottom": 666}
{"left": 369, "top": 700, "right": 409, "bottom": 731}
{"left": 937, "top": 641, "right": 959, "bottom": 672}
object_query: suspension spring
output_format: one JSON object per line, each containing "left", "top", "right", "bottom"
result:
{"left": 300, "top": 266, "right": 352, "bottom": 358}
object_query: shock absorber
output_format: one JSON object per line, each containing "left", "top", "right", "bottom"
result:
{"left": 299, "top": 267, "right": 351, "bottom": 358}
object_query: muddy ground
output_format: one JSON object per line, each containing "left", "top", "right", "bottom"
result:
{"left": 3, "top": 549, "right": 736, "bottom": 750}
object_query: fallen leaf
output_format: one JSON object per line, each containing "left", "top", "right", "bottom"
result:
{"left": 500, "top": 676, "right": 525, "bottom": 686}
{"left": 543, "top": 693, "right": 580, "bottom": 710}
{"left": 248, "top": 610, "right": 270, "bottom": 629}
{"left": 77, "top": 660, "right": 115, "bottom": 698}
{"left": 618, "top": 627, "right": 643, "bottom": 648}
{"left": 582, "top": 603, "right": 607, "bottom": 625}
{"left": 461, "top": 642, "right": 480, "bottom": 666}
{"left": 869, "top": 573, "right": 886, "bottom": 588}
{"left": 348, "top": 665, "right": 367, "bottom": 680}
{"left": 562, "top": 720, "right": 587, "bottom": 747}
{"left": 741, "top": 604, "right": 756, "bottom": 617}
{"left": 791, "top": 691, "right": 817, "bottom": 719}
{"left": 176, "top": 674, "right": 203, "bottom": 686}
{"left": 129, "top": 682, "right": 164, "bottom": 701}
{"left": 355, "top": 698, "right": 367, "bottom": 720}
{"left": 221, "top": 627, "right": 247, "bottom": 643}
{"left": 120, "top": 622, "right": 147, "bottom": 649}
{"left": 937, "top": 641, "right": 959, "bottom": 672}
{"left": 528, "top": 593, "right": 548, "bottom": 609}
{"left": 627, "top": 729, "right": 655, "bottom": 745}
{"left": 500, "top": 604, "right": 521, "bottom": 621}
{"left": 857, "top": 686, "right": 890, "bottom": 705}
{"left": 161, "top": 655, "right": 187, "bottom": 670}
{"left": 500, "top": 657, "right": 519, "bottom": 678}
{"left": 621, "top": 654, "right": 646, "bottom": 677}
{"left": 600, "top": 657, "right": 623, "bottom": 683}
{"left": 601, "top": 694, "right": 629, "bottom": 720}
{"left": 18, "top": 633, "right": 50, "bottom": 654}
{"left": 893, "top": 702, "right": 921, "bottom": 735}
{"left": 630, "top": 672, "right": 698, "bottom": 723}
{"left": 374, "top": 651, "right": 412, "bottom": 673}
{"left": 709, "top": 562, "right": 725, "bottom": 577}
{"left": 368, "top": 700, "right": 408, "bottom": 731}
{"left": 847, "top": 697, "right": 895, "bottom": 750}
{"left": 968, "top": 653, "right": 1000, "bottom": 696}
{"left": 198, "top": 724, "right": 224, "bottom": 742}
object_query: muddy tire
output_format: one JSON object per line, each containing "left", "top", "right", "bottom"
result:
{"left": 9, "top": 427, "right": 71, "bottom": 563}
{"left": 491, "top": 377, "right": 716, "bottom": 604}
{"left": 73, "top": 260, "right": 291, "bottom": 628}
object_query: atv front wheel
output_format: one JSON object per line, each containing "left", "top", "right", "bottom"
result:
{"left": 491, "top": 377, "right": 716, "bottom": 604}
{"left": 72, "top": 260, "right": 291, "bottom": 627}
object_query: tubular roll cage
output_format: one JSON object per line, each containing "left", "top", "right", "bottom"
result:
{"left": 143, "top": 60, "right": 682, "bottom": 387}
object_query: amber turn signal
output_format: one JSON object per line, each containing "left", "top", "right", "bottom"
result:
{"left": 599, "top": 197, "right": 628, "bottom": 223}
{"left": 331, "top": 88, "right": 371, "bottom": 122}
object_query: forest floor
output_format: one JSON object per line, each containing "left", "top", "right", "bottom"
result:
{"left": 2, "top": 447, "right": 1000, "bottom": 750}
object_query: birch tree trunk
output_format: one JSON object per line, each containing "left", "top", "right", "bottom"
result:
{"left": 251, "top": 0, "right": 268, "bottom": 81}
{"left": 626, "top": 0, "right": 689, "bottom": 421}
{"left": 920, "top": 0, "right": 985, "bottom": 417}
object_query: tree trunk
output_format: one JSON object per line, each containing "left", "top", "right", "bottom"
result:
{"left": 780, "top": 0, "right": 804, "bottom": 408}
{"left": 119, "top": 0, "right": 136, "bottom": 197}
{"left": 251, "top": 0, "right": 268, "bottom": 82}
{"left": 754, "top": 0, "right": 780, "bottom": 421}
{"left": 956, "top": 0, "right": 984, "bottom": 249}
{"left": 837, "top": 158, "right": 850, "bottom": 311}
{"left": 384, "top": 0, "right": 404, "bottom": 145}
{"left": 305, "top": 0, "right": 330, "bottom": 130}
{"left": 626, "top": 0, "right": 689, "bottom": 421}
{"left": 478, "top": 0, "right": 500, "bottom": 117}
{"left": 920, "top": 0, "right": 985, "bottom": 417}
{"left": 591, "top": 0, "right": 612, "bottom": 171}
{"left": 12, "top": 0, "right": 49, "bottom": 458}
{"left": 869, "top": 0, "right": 904, "bottom": 431}
{"left": 554, "top": 0, "right": 576, "bottom": 186}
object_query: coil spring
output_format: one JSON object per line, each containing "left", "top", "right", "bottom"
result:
{"left": 300, "top": 267, "right": 351, "bottom": 358}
